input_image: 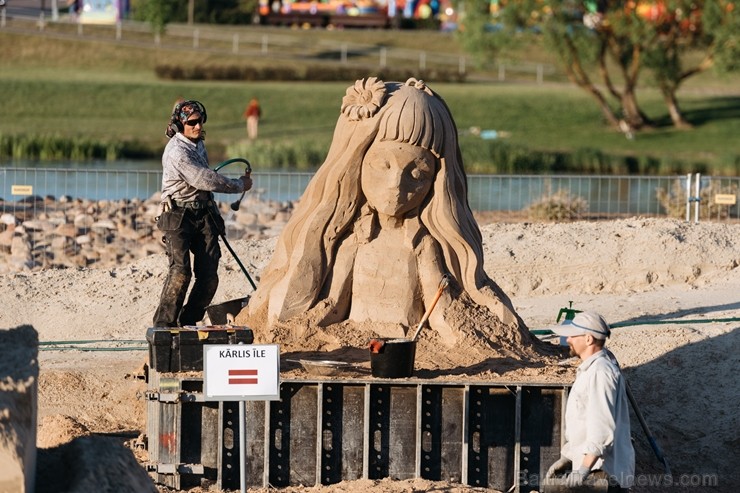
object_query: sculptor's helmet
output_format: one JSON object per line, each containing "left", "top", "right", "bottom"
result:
{"left": 165, "top": 100, "right": 208, "bottom": 138}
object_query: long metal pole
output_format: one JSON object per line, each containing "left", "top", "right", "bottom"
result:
{"left": 685, "top": 173, "right": 691, "bottom": 222}
{"left": 694, "top": 172, "right": 701, "bottom": 223}
{"left": 240, "top": 401, "right": 246, "bottom": 493}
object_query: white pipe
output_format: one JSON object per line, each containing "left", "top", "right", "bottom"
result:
{"left": 685, "top": 173, "right": 691, "bottom": 222}
{"left": 694, "top": 172, "right": 701, "bottom": 223}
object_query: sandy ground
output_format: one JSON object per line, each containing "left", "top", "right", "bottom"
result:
{"left": 1, "top": 217, "right": 739, "bottom": 492}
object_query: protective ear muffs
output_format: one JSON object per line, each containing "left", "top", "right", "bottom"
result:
{"left": 170, "top": 118, "right": 184, "bottom": 134}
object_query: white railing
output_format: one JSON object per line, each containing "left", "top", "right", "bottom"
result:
{"left": 0, "top": 16, "right": 556, "bottom": 81}
{"left": 2, "top": 169, "right": 738, "bottom": 223}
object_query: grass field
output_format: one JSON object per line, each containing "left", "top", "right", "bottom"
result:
{"left": 2, "top": 26, "right": 739, "bottom": 174}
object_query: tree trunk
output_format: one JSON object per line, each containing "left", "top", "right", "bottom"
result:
{"left": 621, "top": 88, "right": 650, "bottom": 129}
{"left": 560, "top": 35, "right": 620, "bottom": 126}
{"left": 661, "top": 85, "right": 692, "bottom": 129}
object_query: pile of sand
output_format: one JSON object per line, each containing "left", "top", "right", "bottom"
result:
{"left": 1, "top": 217, "right": 738, "bottom": 492}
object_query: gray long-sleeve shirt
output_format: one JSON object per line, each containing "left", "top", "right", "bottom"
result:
{"left": 161, "top": 133, "right": 245, "bottom": 202}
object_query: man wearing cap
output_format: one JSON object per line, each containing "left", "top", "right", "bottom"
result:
{"left": 545, "top": 311, "right": 635, "bottom": 491}
{"left": 153, "top": 99, "right": 252, "bottom": 328}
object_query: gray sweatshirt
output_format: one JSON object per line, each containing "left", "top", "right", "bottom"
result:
{"left": 161, "top": 133, "right": 245, "bottom": 202}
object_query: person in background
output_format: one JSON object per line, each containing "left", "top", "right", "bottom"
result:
{"left": 153, "top": 99, "right": 252, "bottom": 327}
{"left": 243, "top": 98, "right": 261, "bottom": 140}
{"left": 545, "top": 311, "right": 635, "bottom": 491}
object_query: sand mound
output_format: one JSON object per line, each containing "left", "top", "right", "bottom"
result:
{"left": 1, "top": 217, "right": 739, "bottom": 492}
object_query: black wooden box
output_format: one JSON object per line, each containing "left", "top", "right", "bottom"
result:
{"left": 146, "top": 326, "right": 254, "bottom": 372}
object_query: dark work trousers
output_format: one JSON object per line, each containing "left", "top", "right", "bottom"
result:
{"left": 152, "top": 207, "right": 222, "bottom": 327}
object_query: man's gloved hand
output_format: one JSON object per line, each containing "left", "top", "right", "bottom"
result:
{"left": 564, "top": 466, "right": 591, "bottom": 487}
{"left": 545, "top": 456, "right": 572, "bottom": 478}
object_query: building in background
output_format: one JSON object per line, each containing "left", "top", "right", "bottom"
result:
{"left": 77, "top": 0, "right": 128, "bottom": 24}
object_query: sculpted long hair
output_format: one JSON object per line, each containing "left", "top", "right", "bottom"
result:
{"left": 248, "top": 78, "right": 515, "bottom": 324}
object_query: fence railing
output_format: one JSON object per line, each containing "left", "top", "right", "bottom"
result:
{"left": 0, "top": 15, "right": 557, "bottom": 82}
{"left": 2, "top": 169, "right": 738, "bottom": 223}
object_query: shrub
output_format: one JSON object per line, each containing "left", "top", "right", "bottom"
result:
{"left": 656, "top": 178, "right": 738, "bottom": 220}
{"left": 525, "top": 188, "right": 589, "bottom": 221}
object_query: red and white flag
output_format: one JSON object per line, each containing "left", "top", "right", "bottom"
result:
{"left": 228, "top": 369, "right": 258, "bottom": 385}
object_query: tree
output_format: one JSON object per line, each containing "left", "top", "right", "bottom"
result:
{"left": 629, "top": 0, "right": 740, "bottom": 127}
{"left": 456, "top": 0, "right": 739, "bottom": 132}
{"left": 132, "top": 0, "right": 184, "bottom": 35}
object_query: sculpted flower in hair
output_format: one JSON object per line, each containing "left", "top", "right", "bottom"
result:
{"left": 341, "top": 77, "right": 387, "bottom": 121}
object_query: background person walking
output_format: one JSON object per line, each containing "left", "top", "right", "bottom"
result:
{"left": 244, "top": 97, "right": 261, "bottom": 140}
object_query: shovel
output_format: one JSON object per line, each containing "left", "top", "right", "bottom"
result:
{"left": 410, "top": 274, "right": 450, "bottom": 342}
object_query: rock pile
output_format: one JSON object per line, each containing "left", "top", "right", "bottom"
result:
{"left": 0, "top": 193, "right": 294, "bottom": 273}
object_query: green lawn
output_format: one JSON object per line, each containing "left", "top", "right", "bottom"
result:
{"left": 2, "top": 28, "right": 739, "bottom": 174}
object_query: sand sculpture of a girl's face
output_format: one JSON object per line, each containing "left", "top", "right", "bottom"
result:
{"left": 238, "top": 77, "right": 525, "bottom": 347}
{"left": 362, "top": 141, "right": 435, "bottom": 219}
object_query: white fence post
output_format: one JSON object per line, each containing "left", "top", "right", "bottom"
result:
{"left": 685, "top": 173, "right": 692, "bottom": 222}
{"left": 694, "top": 172, "right": 701, "bottom": 223}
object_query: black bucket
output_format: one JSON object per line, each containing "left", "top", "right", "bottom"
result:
{"left": 369, "top": 338, "right": 416, "bottom": 378}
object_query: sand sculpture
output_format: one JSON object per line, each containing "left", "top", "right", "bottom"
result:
{"left": 237, "top": 78, "right": 535, "bottom": 353}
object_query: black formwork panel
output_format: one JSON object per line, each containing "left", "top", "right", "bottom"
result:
{"left": 268, "top": 382, "right": 319, "bottom": 486}
{"left": 519, "top": 387, "right": 564, "bottom": 490}
{"left": 146, "top": 374, "right": 241, "bottom": 490}
{"left": 242, "top": 400, "right": 267, "bottom": 488}
{"left": 420, "top": 384, "right": 465, "bottom": 483}
{"left": 146, "top": 377, "right": 568, "bottom": 490}
{"left": 368, "top": 384, "right": 418, "bottom": 480}
{"left": 467, "top": 386, "right": 517, "bottom": 490}
{"left": 321, "top": 383, "right": 365, "bottom": 484}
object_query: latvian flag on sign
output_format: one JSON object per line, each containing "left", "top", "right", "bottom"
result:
{"left": 228, "top": 369, "right": 258, "bottom": 385}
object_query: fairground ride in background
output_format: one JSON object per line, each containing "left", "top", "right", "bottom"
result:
{"left": 258, "top": 0, "right": 458, "bottom": 29}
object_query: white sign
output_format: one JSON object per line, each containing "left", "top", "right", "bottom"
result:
{"left": 203, "top": 344, "right": 280, "bottom": 401}
{"left": 715, "top": 194, "right": 737, "bottom": 205}
{"left": 11, "top": 185, "right": 33, "bottom": 195}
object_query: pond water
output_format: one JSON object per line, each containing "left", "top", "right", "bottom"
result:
{"left": 0, "top": 160, "right": 700, "bottom": 215}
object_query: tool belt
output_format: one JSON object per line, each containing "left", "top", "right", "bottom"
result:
{"left": 173, "top": 199, "right": 214, "bottom": 210}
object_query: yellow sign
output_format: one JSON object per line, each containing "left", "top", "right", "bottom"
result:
{"left": 11, "top": 185, "right": 33, "bottom": 195}
{"left": 714, "top": 194, "right": 737, "bottom": 205}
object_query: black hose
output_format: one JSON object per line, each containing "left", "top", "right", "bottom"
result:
{"left": 212, "top": 157, "right": 257, "bottom": 291}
